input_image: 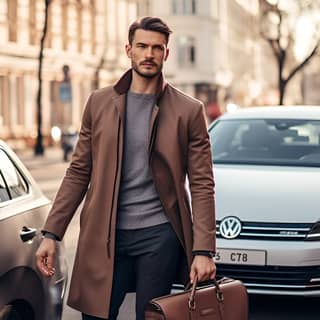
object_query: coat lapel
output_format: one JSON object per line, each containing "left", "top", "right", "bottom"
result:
{"left": 106, "top": 93, "right": 125, "bottom": 257}
{"left": 113, "top": 93, "right": 126, "bottom": 122}
{"left": 148, "top": 104, "right": 159, "bottom": 159}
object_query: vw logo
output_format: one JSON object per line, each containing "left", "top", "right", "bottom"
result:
{"left": 220, "top": 216, "right": 242, "bottom": 239}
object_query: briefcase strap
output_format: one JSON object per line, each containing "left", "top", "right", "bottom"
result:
{"left": 188, "top": 277, "right": 224, "bottom": 319}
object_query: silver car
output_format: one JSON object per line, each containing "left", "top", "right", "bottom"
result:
{"left": 0, "top": 140, "right": 68, "bottom": 319}
{"left": 209, "top": 106, "right": 320, "bottom": 296}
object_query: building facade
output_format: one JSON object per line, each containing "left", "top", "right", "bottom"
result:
{"left": 0, "top": 0, "right": 140, "bottom": 147}
{"left": 143, "top": 0, "right": 310, "bottom": 112}
{"left": 141, "top": 0, "right": 266, "bottom": 116}
{"left": 1, "top": 0, "right": 315, "bottom": 147}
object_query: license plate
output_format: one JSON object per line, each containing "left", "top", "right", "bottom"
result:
{"left": 215, "top": 248, "right": 266, "bottom": 265}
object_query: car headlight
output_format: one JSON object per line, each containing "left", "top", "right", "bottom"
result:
{"left": 305, "top": 222, "right": 320, "bottom": 241}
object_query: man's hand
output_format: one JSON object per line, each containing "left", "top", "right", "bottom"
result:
{"left": 189, "top": 255, "right": 216, "bottom": 284}
{"left": 36, "top": 238, "right": 56, "bottom": 277}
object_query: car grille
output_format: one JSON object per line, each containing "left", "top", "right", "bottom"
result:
{"left": 216, "top": 264, "right": 320, "bottom": 291}
{"left": 216, "top": 221, "right": 313, "bottom": 241}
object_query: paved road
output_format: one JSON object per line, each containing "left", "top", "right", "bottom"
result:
{"left": 18, "top": 147, "right": 318, "bottom": 320}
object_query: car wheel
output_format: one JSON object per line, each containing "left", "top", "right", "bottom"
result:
{"left": 0, "top": 305, "right": 21, "bottom": 320}
{"left": 0, "top": 303, "right": 33, "bottom": 320}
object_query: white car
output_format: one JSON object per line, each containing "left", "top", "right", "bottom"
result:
{"left": 209, "top": 106, "right": 320, "bottom": 296}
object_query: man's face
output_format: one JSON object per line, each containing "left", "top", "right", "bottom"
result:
{"left": 126, "top": 29, "right": 169, "bottom": 79}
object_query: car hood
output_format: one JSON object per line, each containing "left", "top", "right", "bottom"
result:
{"left": 214, "top": 164, "right": 320, "bottom": 223}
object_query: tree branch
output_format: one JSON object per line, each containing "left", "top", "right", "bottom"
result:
{"left": 285, "top": 41, "right": 319, "bottom": 84}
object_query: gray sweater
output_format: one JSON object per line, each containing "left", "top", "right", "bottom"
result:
{"left": 116, "top": 91, "right": 169, "bottom": 229}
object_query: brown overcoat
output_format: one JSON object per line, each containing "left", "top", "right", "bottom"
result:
{"left": 43, "top": 69, "right": 215, "bottom": 318}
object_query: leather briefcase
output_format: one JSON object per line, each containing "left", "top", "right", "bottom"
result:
{"left": 145, "top": 277, "right": 248, "bottom": 320}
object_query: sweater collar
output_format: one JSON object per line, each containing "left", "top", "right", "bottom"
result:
{"left": 113, "top": 69, "right": 167, "bottom": 104}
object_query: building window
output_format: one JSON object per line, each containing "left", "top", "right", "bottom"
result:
{"left": 0, "top": 76, "right": 10, "bottom": 128}
{"left": 61, "top": 0, "right": 68, "bottom": 50}
{"left": 191, "top": 0, "right": 196, "bottom": 14}
{"left": 29, "top": 0, "right": 37, "bottom": 45}
{"left": 211, "top": 0, "right": 220, "bottom": 19}
{"left": 45, "top": 3, "right": 53, "bottom": 48}
{"left": 172, "top": 0, "right": 196, "bottom": 15}
{"left": 177, "top": 36, "right": 196, "bottom": 67}
{"left": 90, "top": 0, "right": 96, "bottom": 55}
{"left": 172, "top": 0, "right": 177, "bottom": 13}
{"left": 7, "top": 0, "right": 17, "bottom": 42}
{"left": 76, "top": 0, "right": 82, "bottom": 52}
{"left": 16, "top": 77, "right": 24, "bottom": 126}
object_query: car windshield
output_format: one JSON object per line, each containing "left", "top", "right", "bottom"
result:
{"left": 209, "top": 118, "right": 320, "bottom": 167}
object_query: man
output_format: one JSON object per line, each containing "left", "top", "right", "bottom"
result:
{"left": 36, "top": 17, "right": 216, "bottom": 320}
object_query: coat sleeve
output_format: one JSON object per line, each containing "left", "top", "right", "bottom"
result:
{"left": 187, "top": 102, "right": 216, "bottom": 253}
{"left": 42, "top": 94, "right": 93, "bottom": 240}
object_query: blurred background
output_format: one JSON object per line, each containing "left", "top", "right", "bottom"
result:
{"left": 1, "top": 2, "right": 319, "bottom": 319}
{"left": 1, "top": 0, "right": 320, "bottom": 153}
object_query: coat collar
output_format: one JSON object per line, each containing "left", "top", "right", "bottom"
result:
{"left": 113, "top": 68, "right": 167, "bottom": 104}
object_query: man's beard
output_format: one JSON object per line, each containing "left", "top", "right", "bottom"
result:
{"left": 132, "top": 60, "right": 163, "bottom": 79}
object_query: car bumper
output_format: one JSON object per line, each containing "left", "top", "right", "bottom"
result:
{"left": 216, "top": 239, "right": 320, "bottom": 297}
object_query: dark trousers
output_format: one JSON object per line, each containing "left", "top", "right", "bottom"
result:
{"left": 82, "top": 222, "right": 182, "bottom": 320}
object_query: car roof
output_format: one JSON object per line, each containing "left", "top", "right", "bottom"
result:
{"left": 219, "top": 106, "right": 320, "bottom": 120}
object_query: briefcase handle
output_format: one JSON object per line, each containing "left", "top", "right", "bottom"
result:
{"left": 187, "top": 276, "right": 224, "bottom": 317}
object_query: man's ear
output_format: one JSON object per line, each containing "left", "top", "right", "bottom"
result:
{"left": 164, "top": 48, "right": 169, "bottom": 61}
{"left": 125, "top": 44, "right": 132, "bottom": 58}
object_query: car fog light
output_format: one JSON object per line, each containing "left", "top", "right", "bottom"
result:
{"left": 305, "top": 222, "right": 320, "bottom": 241}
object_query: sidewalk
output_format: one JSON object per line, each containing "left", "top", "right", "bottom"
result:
{"left": 16, "top": 146, "right": 66, "bottom": 170}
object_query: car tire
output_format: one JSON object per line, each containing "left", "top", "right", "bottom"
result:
{"left": 0, "top": 303, "right": 34, "bottom": 320}
{"left": 0, "top": 305, "right": 21, "bottom": 320}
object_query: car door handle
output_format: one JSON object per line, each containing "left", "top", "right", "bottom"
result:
{"left": 20, "top": 226, "right": 37, "bottom": 242}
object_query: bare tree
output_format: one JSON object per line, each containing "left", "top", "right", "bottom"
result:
{"left": 260, "top": 0, "right": 320, "bottom": 105}
{"left": 35, "top": 0, "right": 52, "bottom": 155}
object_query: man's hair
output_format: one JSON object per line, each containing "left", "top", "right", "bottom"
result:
{"left": 128, "top": 16, "right": 173, "bottom": 45}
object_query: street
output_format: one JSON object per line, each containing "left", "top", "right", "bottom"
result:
{"left": 19, "top": 147, "right": 318, "bottom": 320}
